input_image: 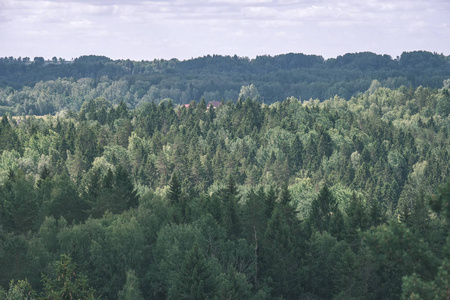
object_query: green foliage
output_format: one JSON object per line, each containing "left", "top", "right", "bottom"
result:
{"left": 118, "top": 270, "right": 144, "bottom": 300}
{"left": 217, "top": 267, "right": 253, "bottom": 300}
{"left": 2, "top": 51, "right": 450, "bottom": 115}
{"left": 168, "top": 244, "right": 218, "bottom": 300}
{"left": 1, "top": 279, "right": 36, "bottom": 300}
{"left": 45, "top": 172, "right": 88, "bottom": 224}
{"left": 402, "top": 259, "right": 450, "bottom": 300}
{"left": 429, "top": 181, "right": 450, "bottom": 222}
{"left": 308, "top": 184, "right": 340, "bottom": 234}
{"left": 41, "top": 254, "right": 95, "bottom": 299}
{"left": 0, "top": 81, "right": 449, "bottom": 299}
{"left": 0, "top": 170, "right": 39, "bottom": 233}
{"left": 364, "top": 222, "right": 440, "bottom": 299}
{"left": 306, "top": 231, "right": 346, "bottom": 299}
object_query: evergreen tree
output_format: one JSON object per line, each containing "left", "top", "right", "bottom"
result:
{"left": 221, "top": 175, "right": 241, "bottom": 239}
{"left": 41, "top": 254, "right": 95, "bottom": 299}
{"left": 345, "top": 192, "right": 371, "bottom": 246}
{"left": 0, "top": 171, "right": 39, "bottom": 233}
{"left": 168, "top": 172, "right": 186, "bottom": 223}
{"left": 168, "top": 172, "right": 182, "bottom": 206}
{"left": 289, "top": 134, "right": 303, "bottom": 172}
{"left": 222, "top": 191, "right": 241, "bottom": 240}
{"left": 168, "top": 244, "right": 218, "bottom": 300}
{"left": 45, "top": 172, "right": 88, "bottom": 223}
{"left": 217, "top": 267, "right": 253, "bottom": 300}
{"left": 317, "top": 130, "right": 333, "bottom": 159}
{"left": 308, "top": 184, "right": 338, "bottom": 233}
{"left": 262, "top": 207, "right": 303, "bottom": 299}
{"left": 114, "top": 165, "right": 139, "bottom": 209}
{"left": 332, "top": 247, "right": 367, "bottom": 299}
{"left": 118, "top": 270, "right": 144, "bottom": 300}
{"left": 264, "top": 185, "right": 276, "bottom": 219}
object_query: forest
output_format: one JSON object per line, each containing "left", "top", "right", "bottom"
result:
{"left": 1, "top": 51, "right": 450, "bottom": 116}
{"left": 0, "top": 52, "right": 450, "bottom": 299}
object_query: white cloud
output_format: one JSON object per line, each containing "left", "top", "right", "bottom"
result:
{"left": 1, "top": 0, "right": 449, "bottom": 60}
{"left": 69, "top": 18, "right": 94, "bottom": 29}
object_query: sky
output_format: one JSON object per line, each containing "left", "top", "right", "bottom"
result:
{"left": 1, "top": 0, "right": 449, "bottom": 61}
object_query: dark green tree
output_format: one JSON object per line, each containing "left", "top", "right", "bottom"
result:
{"left": 168, "top": 244, "right": 218, "bottom": 300}
{"left": 118, "top": 270, "right": 144, "bottom": 300}
{"left": 345, "top": 192, "right": 371, "bottom": 246}
{"left": 264, "top": 185, "right": 276, "bottom": 219}
{"left": 289, "top": 134, "right": 303, "bottom": 172}
{"left": 217, "top": 267, "right": 253, "bottom": 300}
{"left": 46, "top": 172, "right": 88, "bottom": 224}
{"left": 0, "top": 171, "right": 39, "bottom": 233}
{"left": 168, "top": 172, "right": 187, "bottom": 223}
{"left": 221, "top": 175, "right": 241, "bottom": 239}
{"left": 41, "top": 254, "right": 95, "bottom": 299}
{"left": 262, "top": 207, "right": 303, "bottom": 299}
{"left": 308, "top": 184, "right": 339, "bottom": 233}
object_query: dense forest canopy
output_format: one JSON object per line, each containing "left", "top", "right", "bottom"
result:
{"left": 0, "top": 77, "right": 450, "bottom": 298}
{"left": 1, "top": 51, "right": 450, "bottom": 116}
{"left": 1, "top": 50, "right": 450, "bottom": 299}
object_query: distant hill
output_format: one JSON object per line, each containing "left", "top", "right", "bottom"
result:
{"left": 0, "top": 51, "right": 449, "bottom": 115}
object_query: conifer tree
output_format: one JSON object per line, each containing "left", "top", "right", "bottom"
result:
{"left": 262, "top": 207, "right": 302, "bottom": 299}
{"left": 308, "top": 184, "right": 338, "bottom": 233}
{"left": 168, "top": 244, "right": 217, "bottom": 300}
{"left": 217, "top": 267, "right": 252, "bottom": 299}
{"left": 168, "top": 172, "right": 182, "bottom": 206}
{"left": 168, "top": 172, "right": 186, "bottom": 223}
{"left": 221, "top": 175, "right": 241, "bottom": 239}
{"left": 41, "top": 254, "right": 95, "bottom": 299}
{"left": 345, "top": 192, "right": 370, "bottom": 246}
{"left": 264, "top": 185, "right": 276, "bottom": 219}
{"left": 289, "top": 134, "right": 303, "bottom": 172}
{"left": 118, "top": 270, "right": 144, "bottom": 300}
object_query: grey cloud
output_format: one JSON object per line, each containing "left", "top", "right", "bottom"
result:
{"left": 1, "top": 0, "right": 449, "bottom": 60}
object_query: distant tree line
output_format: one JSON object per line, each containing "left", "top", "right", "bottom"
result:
{"left": 1, "top": 51, "right": 449, "bottom": 116}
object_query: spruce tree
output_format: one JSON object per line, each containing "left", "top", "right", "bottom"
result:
{"left": 168, "top": 172, "right": 182, "bottom": 206}
{"left": 41, "top": 254, "right": 95, "bottom": 299}
{"left": 264, "top": 185, "right": 276, "bottom": 219}
{"left": 308, "top": 184, "right": 338, "bottom": 233}
{"left": 118, "top": 270, "right": 144, "bottom": 300}
{"left": 168, "top": 244, "right": 217, "bottom": 300}
{"left": 262, "top": 207, "right": 302, "bottom": 299}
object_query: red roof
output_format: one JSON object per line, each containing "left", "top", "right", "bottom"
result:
{"left": 207, "top": 101, "right": 221, "bottom": 108}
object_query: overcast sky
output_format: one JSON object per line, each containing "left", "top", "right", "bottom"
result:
{"left": 1, "top": 0, "right": 449, "bottom": 61}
